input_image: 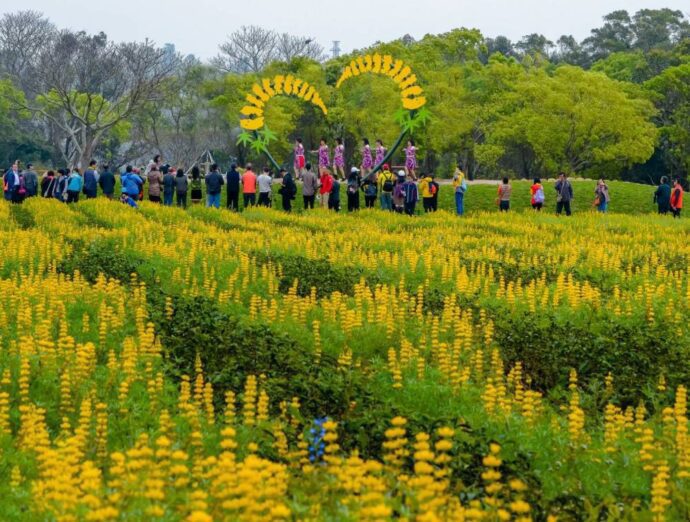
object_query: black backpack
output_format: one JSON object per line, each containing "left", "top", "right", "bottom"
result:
{"left": 382, "top": 174, "right": 394, "bottom": 193}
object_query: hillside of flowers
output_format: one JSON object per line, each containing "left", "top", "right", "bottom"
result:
{"left": 1, "top": 198, "right": 690, "bottom": 521}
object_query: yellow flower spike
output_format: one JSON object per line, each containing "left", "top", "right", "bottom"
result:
{"left": 402, "top": 85, "right": 424, "bottom": 98}
{"left": 336, "top": 66, "right": 353, "bottom": 88}
{"left": 381, "top": 54, "right": 393, "bottom": 73}
{"left": 304, "top": 86, "right": 316, "bottom": 102}
{"left": 399, "top": 74, "right": 418, "bottom": 90}
{"left": 394, "top": 65, "right": 412, "bottom": 84}
{"left": 372, "top": 53, "right": 382, "bottom": 73}
{"left": 262, "top": 78, "right": 276, "bottom": 97}
{"left": 273, "top": 74, "right": 285, "bottom": 93}
{"left": 240, "top": 117, "right": 264, "bottom": 131}
{"left": 283, "top": 75, "right": 294, "bottom": 94}
{"left": 356, "top": 56, "right": 367, "bottom": 73}
{"left": 388, "top": 59, "right": 404, "bottom": 77}
{"left": 350, "top": 59, "right": 360, "bottom": 75}
{"left": 402, "top": 96, "right": 426, "bottom": 110}
{"left": 292, "top": 77, "right": 303, "bottom": 94}
{"left": 298, "top": 81, "right": 310, "bottom": 98}
{"left": 246, "top": 94, "right": 264, "bottom": 108}
{"left": 364, "top": 54, "right": 373, "bottom": 71}
{"left": 251, "top": 83, "right": 270, "bottom": 102}
{"left": 240, "top": 105, "right": 263, "bottom": 117}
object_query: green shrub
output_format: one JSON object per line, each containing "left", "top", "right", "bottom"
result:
{"left": 57, "top": 239, "right": 143, "bottom": 284}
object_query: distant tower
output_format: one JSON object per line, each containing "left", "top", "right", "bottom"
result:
{"left": 331, "top": 41, "right": 341, "bottom": 59}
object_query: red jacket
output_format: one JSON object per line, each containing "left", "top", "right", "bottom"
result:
{"left": 671, "top": 185, "right": 684, "bottom": 209}
{"left": 320, "top": 174, "right": 333, "bottom": 195}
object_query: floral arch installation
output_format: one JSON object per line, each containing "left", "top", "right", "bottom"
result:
{"left": 238, "top": 55, "right": 429, "bottom": 174}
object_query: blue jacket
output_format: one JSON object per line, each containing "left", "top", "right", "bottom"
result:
{"left": 3, "top": 169, "right": 19, "bottom": 199}
{"left": 67, "top": 172, "right": 83, "bottom": 192}
{"left": 83, "top": 169, "right": 98, "bottom": 194}
{"left": 403, "top": 181, "right": 418, "bottom": 203}
{"left": 226, "top": 169, "right": 241, "bottom": 192}
{"left": 121, "top": 173, "right": 143, "bottom": 197}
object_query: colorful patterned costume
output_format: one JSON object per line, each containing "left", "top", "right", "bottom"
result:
{"left": 405, "top": 145, "right": 417, "bottom": 170}
{"left": 294, "top": 144, "right": 305, "bottom": 169}
{"left": 333, "top": 144, "right": 345, "bottom": 168}
{"left": 362, "top": 145, "right": 373, "bottom": 169}
{"left": 375, "top": 145, "right": 387, "bottom": 166}
{"left": 318, "top": 145, "right": 330, "bottom": 168}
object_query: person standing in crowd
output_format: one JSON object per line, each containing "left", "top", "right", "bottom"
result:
{"left": 241, "top": 163, "right": 257, "bottom": 208}
{"left": 654, "top": 176, "right": 671, "bottom": 214}
{"left": 294, "top": 138, "right": 306, "bottom": 180}
{"left": 329, "top": 174, "right": 341, "bottom": 211}
{"left": 54, "top": 169, "right": 69, "bottom": 202}
{"left": 41, "top": 170, "right": 57, "bottom": 198}
{"left": 530, "top": 178, "right": 545, "bottom": 211}
{"left": 99, "top": 164, "right": 115, "bottom": 199}
{"left": 162, "top": 166, "right": 175, "bottom": 206}
{"left": 190, "top": 166, "right": 203, "bottom": 205}
{"left": 66, "top": 167, "right": 83, "bottom": 203}
{"left": 670, "top": 178, "right": 684, "bottom": 218}
{"left": 147, "top": 165, "right": 163, "bottom": 203}
{"left": 555, "top": 172, "right": 574, "bottom": 216}
{"left": 146, "top": 154, "right": 162, "bottom": 176}
{"left": 405, "top": 139, "right": 417, "bottom": 180}
{"left": 257, "top": 167, "right": 272, "bottom": 207}
{"left": 361, "top": 174, "right": 377, "bottom": 208}
{"left": 361, "top": 138, "right": 373, "bottom": 178}
{"left": 347, "top": 167, "right": 361, "bottom": 212}
{"left": 497, "top": 177, "right": 512, "bottom": 212}
{"left": 83, "top": 160, "right": 99, "bottom": 199}
{"left": 175, "top": 168, "right": 188, "bottom": 208}
{"left": 316, "top": 138, "right": 330, "bottom": 176}
{"left": 3, "top": 162, "right": 20, "bottom": 202}
{"left": 452, "top": 165, "right": 467, "bottom": 216}
{"left": 594, "top": 178, "right": 610, "bottom": 213}
{"left": 430, "top": 174, "right": 440, "bottom": 211}
{"left": 205, "top": 163, "right": 225, "bottom": 208}
{"left": 226, "top": 164, "right": 241, "bottom": 211}
{"left": 319, "top": 168, "right": 333, "bottom": 208}
{"left": 302, "top": 163, "right": 318, "bottom": 209}
{"left": 419, "top": 172, "right": 434, "bottom": 213}
{"left": 333, "top": 138, "right": 345, "bottom": 180}
{"left": 121, "top": 165, "right": 143, "bottom": 204}
{"left": 375, "top": 139, "right": 387, "bottom": 169}
{"left": 23, "top": 163, "right": 39, "bottom": 198}
{"left": 402, "top": 174, "right": 419, "bottom": 215}
{"left": 393, "top": 170, "right": 406, "bottom": 213}
{"left": 278, "top": 168, "right": 296, "bottom": 212}
{"left": 377, "top": 164, "right": 395, "bottom": 211}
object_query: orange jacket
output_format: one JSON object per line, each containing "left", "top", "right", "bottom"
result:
{"left": 671, "top": 185, "right": 684, "bottom": 209}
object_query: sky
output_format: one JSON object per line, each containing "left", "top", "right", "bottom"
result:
{"left": 6, "top": 0, "right": 690, "bottom": 60}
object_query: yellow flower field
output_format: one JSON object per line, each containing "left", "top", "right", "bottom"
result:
{"left": 1, "top": 197, "right": 690, "bottom": 521}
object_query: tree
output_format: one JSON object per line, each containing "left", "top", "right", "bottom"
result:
{"left": 632, "top": 9, "right": 690, "bottom": 53}
{"left": 5, "top": 29, "right": 174, "bottom": 168}
{"left": 583, "top": 10, "right": 634, "bottom": 62}
{"left": 483, "top": 36, "right": 515, "bottom": 61}
{"left": 515, "top": 34, "right": 554, "bottom": 57}
{"left": 212, "top": 26, "right": 324, "bottom": 74}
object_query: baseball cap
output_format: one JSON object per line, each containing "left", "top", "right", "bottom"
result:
{"left": 397, "top": 170, "right": 406, "bottom": 177}
{"left": 351, "top": 167, "right": 360, "bottom": 173}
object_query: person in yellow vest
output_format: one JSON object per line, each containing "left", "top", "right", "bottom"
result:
{"left": 377, "top": 164, "right": 396, "bottom": 211}
{"left": 670, "top": 178, "right": 684, "bottom": 218}
{"left": 419, "top": 173, "right": 435, "bottom": 213}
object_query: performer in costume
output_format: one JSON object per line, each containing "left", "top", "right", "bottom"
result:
{"left": 317, "top": 138, "right": 330, "bottom": 175}
{"left": 294, "top": 138, "right": 306, "bottom": 180}
{"left": 375, "top": 139, "right": 387, "bottom": 169}
{"left": 361, "top": 138, "right": 373, "bottom": 177}
{"left": 333, "top": 138, "right": 345, "bottom": 180}
{"left": 405, "top": 139, "right": 417, "bottom": 180}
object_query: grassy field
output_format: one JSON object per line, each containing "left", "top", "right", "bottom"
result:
{"left": 1, "top": 198, "right": 689, "bottom": 520}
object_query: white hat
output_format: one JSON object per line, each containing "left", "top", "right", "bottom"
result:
{"left": 397, "top": 170, "right": 406, "bottom": 177}
{"left": 351, "top": 167, "right": 360, "bottom": 173}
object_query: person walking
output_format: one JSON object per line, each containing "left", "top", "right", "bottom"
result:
{"left": 555, "top": 172, "right": 574, "bottom": 216}
{"left": 23, "top": 163, "right": 39, "bottom": 198}
{"left": 594, "top": 179, "right": 610, "bottom": 213}
{"left": 257, "top": 167, "right": 273, "bottom": 207}
{"left": 226, "top": 164, "right": 241, "bottom": 211}
{"left": 241, "top": 163, "right": 257, "bottom": 208}
{"left": 347, "top": 167, "right": 361, "bottom": 212}
{"left": 377, "top": 164, "right": 395, "bottom": 211}
{"left": 670, "top": 178, "right": 684, "bottom": 218}
{"left": 162, "top": 166, "right": 175, "bottom": 206}
{"left": 279, "top": 168, "right": 296, "bottom": 212}
{"left": 319, "top": 168, "right": 333, "bottom": 208}
{"left": 452, "top": 166, "right": 468, "bottom": 216}
{"left": 497, "top": 177, "right": 512, "bottom": 212}
{"left": 147, "top": 165, "right": 164, "bottom": 203}
{"left": 121, "top": 166, "right": 143, "bottom": 204}
{"left": 41, "top": 170, "right": 57, "bottom": 198}
{"left": 393, "top": 171, "right": 406, "bottom": 213}
{"left": 302, "top": 163, "right": 318, "bottom": 210}
{"left": 83, "top": 160, "right": 99, "bottom": 199}
{"left": 329, "top": 175, "right": 341, "bottom": 211}
{"left": 654, "top": 177, "right": 671, "bottom": 215}
{"left": 419, "top": 173, "right": 434, "bottom": 213}
{"left": 190, "top": 166, "right": 203, "bottom": 205}
{"left": 66, "top": 167, "right": 83, "bottom": 203}
{"left": 402, "top": 174, "right": 419, "bottom": 215}
{"left": 205, "top": 163, "right": 225, "bottom": 208}
{"left": 361, "top": 174, "right": 377, "bottom": 208}
{"left": 99, "top": 165, "right": 115, "bottom": 199}
{"left": 175, "top": 168, "right": 188, "bottom": 208}
{"left": 530, "top": 178, "right": 544, "bottom": 211}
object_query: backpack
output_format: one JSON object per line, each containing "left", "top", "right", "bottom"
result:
{"left": 534, "top": 187, "right": 545, "bottom": 204}
{"left": 382, "top": 174, "right": 394, "bottom": 193}
{"left": 460, "top": 179, "right": 468, "bottom": 193}
{"left": 365, "top": 182, "right": 377, "bottom": 197}
{"left": 430, "top": 181, "right": 439, "bottom": 196}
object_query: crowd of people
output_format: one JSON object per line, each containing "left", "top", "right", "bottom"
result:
{"left": 2, "top": 154, "right": 685, "bottom": 218}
